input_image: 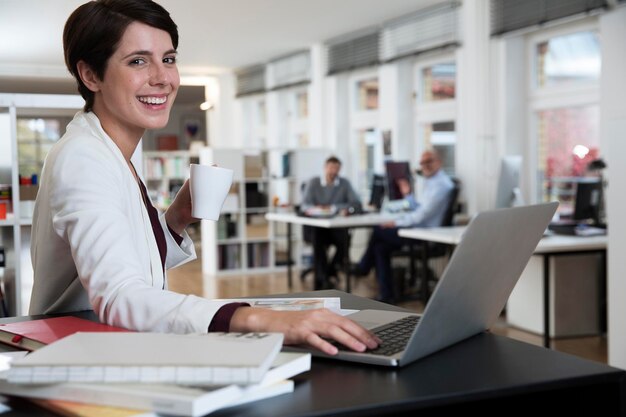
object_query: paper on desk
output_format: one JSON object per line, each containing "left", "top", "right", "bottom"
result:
{"left": 0, "top": 351, "right": 28, "bottom": 372}
{"left": 216, "top": 297, "right": 342, "bottom": 312}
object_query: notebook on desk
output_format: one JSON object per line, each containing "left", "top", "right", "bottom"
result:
{"left": 7, "top": 332, "right": 284, "bottom": 385}
{"left": 288, "top": 202, "right": 558, "bottom": 367}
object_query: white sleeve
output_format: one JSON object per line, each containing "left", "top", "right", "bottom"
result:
{"left": 159, "top": 214, "right": 197, "bottom": 269}
{"left": 49, "top": 141, "right": 227, "bottom": 334}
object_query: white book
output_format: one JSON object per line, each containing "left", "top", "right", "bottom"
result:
{"left": 0, "top": 352, "right": 310, "bottom": 417}
{"left": 215, "top": 297, "right": 342, "bottom": 312}
{"left": 226, "top": 379, "right": 294, "bottom": 409}
{"left": 6, "top": 332, "right": 283, "bottom": 385}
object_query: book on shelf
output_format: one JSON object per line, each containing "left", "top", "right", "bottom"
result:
{"left": 218, "top": 244, "right": 241, "bottom": 269}
{"left": 7, "top": 331, "right": 284, "bottom": 385}
{"left": 0, "top": 316, "right": 129, "bottom": 351}
{"left": 0, "top": 352, "right": 309, "bottom": 417}
{"left": 247, "top": 242, "right": 270, "bottom": 268}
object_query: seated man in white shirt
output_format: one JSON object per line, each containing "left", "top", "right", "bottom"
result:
{"left": 352, "top": 150, "right": 454, "bottom": 303}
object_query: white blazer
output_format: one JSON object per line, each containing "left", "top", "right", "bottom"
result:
{"left": 30, "top": 111, "right": 231, "bottom": 333}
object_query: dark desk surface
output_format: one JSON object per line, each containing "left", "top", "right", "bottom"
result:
{"left": 1, "top": 290, "right": 625, "bottom": 416}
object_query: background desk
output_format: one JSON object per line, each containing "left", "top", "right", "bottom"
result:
{"left": 265, "top": 212, "right": 396, "bottom": 291}
{"left": 398, "top": 227, "right": 608, "bottom": 348}
{"left": 0, "top": 291, "right": 624, "bottom": 416}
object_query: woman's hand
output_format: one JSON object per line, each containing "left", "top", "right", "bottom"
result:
{"left": 165, "top": 180, "right": 198, "bottom": 235}
{"left": 229, "top": 307, "right": 380, "bottom": 355}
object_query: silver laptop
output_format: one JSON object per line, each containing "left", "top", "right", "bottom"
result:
{"left": 293, "top": 202, "right": 558, "bottom": 367}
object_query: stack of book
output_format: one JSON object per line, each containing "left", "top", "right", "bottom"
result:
{"left": 0, "top": 317, "right": 311, "bottom": 417}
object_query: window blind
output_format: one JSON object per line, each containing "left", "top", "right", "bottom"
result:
{"left": 267, "top": 50, "right": 311, "bottom": 91}
{"left": 235, "top": 65, "right": 266, "bottom": 97}
{"left": 380, "top": 1, "right": 460, "bottom": 63}
{"left": 490, "top": 0, "right": 608, "bottom": 36}
{"left": 326, "top": 29, "right": 380, "bottom": 75}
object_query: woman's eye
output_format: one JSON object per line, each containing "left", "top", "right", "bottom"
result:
{"left": 129, "top": 58, "right": 146, "bottom": 66}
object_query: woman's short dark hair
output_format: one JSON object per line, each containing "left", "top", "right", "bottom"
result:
{"left": 63, "top": 0, "right": 178, "bottom": 111}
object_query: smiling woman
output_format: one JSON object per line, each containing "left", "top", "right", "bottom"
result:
{"left": 76, "top": 21, "right": 180, "bottom": 150}
{"left": 28, "top": 0, "right": 379, "bottom": 357}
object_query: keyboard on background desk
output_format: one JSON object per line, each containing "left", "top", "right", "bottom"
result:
{"left": 548, "top": 222, "right": 607, "bottom": 237}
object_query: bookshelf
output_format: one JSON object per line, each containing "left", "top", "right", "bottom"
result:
{"left": 142, "top": 150, "right": 191, "bottom": 210}
{"left": 0, "top": 93, "right": 84, "bottom": 316}
{"left": 200, "top": 147, "right": 328, "bottom": 276}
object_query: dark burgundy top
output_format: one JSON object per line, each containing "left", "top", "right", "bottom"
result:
{"left": 136, "top": 178, "right": 247, "bottom": 332}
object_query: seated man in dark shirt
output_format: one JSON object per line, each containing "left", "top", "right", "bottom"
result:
{"left": 301, "top": 156, "right": 362, "bottom": 289}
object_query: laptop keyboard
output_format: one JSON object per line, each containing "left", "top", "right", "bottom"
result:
{"left": 338, "top": 315, "right": 420, "bottom": 356}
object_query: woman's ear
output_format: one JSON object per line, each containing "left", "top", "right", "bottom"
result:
{"left": 76, "top": 60, "right": 101, "bottom": 93}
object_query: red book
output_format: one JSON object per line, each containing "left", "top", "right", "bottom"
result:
{"left": 0, "top": 316, "right": 128, "bottom": 351}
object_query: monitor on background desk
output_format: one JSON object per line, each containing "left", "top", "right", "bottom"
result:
{"left": 573, "top": 178, "right": 603, "bottom": 226}
{"left": 384, "top": 161, "right": 412, "bottom": 201}
{"left": 548, "top": 178, "right": 606, "bottom": 236}
{"left": 495, "top": 155, "right": 524, "bottom": 209}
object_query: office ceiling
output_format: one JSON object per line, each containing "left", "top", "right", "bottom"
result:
{"left": 0, "top": 0, "right": 439, "bottom": 77}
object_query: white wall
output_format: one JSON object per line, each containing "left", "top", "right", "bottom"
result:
{"left": 601, "top": 6, "right": 626, "bottom": 369}
{"left": 456, "top": 0, "right": 494, "bottom": 214}
{"left": 378, "top": 60, "right": 414, "bottom": 161}
{"left": 209, "top": 73, "right": 239, "bottom": 148}
{"left": 495, "top": 36, "right": 529, "bottom": 204}
{"left": 309, "top": 44, "right": 326, "bottom": 148}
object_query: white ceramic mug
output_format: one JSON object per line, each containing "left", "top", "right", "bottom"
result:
{"left": 189, "top": 164, "right": 234, "bottom": 221}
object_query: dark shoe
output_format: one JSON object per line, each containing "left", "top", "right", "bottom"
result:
{"left": 326, "top": 266, "right": 340, "bottom": 279}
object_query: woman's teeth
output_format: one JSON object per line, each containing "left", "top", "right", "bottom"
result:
{"left": 138, "top": 96, "right": 166, "bottom": 105}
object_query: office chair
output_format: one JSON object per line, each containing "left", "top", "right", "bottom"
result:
{"left": 392, "top": 177, "right": 461, "bottom": 303}
{"left": 297, "top": 178, "right": 355, "bottom": 289}
{"left": 299, "top": 224, "right": 315, "bottom": 282}
{"left": 300, "top": 226, "right": 352, "bottom": 288}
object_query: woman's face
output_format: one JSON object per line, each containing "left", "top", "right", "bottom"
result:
{"left": 92, "top": 21, "right": 179, "bottom": 143}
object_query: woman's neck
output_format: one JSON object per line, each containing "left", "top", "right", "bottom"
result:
{"left": 90, "top": 108, "right": 143, "bottom": 162}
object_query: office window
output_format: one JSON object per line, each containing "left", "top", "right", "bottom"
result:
{"left": 537, "top": 105, "right": 599, "bottom": 204}
{"left": 423, "top": 121, "right": 456, "bottom": 176}
{"left": 296, "top": 91, "right": 308, "bottom": 119}
{"left": 355, "top": 128, "right": 383, "bottom": 200}
{"left": 239, "top": 96, "right": 267, "bottom": 148}
{"left": 257, "top": 100, "right": 267, "bottom": 126}
{"left": 414, "top": 55, "right": 457, "bottom": 176}
{"left": 17, "top": 118, "right": 66, "bottom": 181}
{"left": 297, "top": 133, "right": 309, "bottom": 147}
{"left": 348, "top": 70, "right": 380, "bottom": 193}
{"left": 356, "top": 78, "right": 379, "bottom": 111}
{"left": 281, "top": 87, "right": 309, "bottom": 148}
{"left": 535, "top": 31, "right": 600, "bottom": 88}
{"left": 529, "top": 25, "right": 601, "bottom": 205}
{"left": 422, "top": 62, "right": 456, "bottom": 102}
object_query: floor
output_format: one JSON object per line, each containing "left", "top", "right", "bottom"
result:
{"left": 167, "top": 252, "right": 607, "bottom": 365}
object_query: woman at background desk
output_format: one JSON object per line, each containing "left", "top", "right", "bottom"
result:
{"left": 29, "top": 0, "right": 378, "bottom": 356}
